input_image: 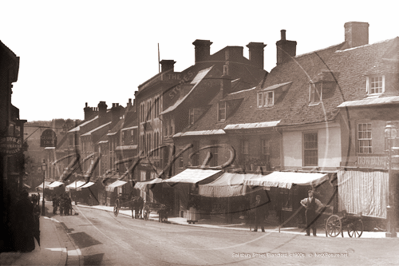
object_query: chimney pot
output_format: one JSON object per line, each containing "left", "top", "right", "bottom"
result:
{"left": 281, "top": 30, "right": 286, "bottom": 41}
{"left": 160, "top": 59, "right": 176, "bottom": 72}
{"left": 246, "top": 42, "right": 266, "bottom": 69}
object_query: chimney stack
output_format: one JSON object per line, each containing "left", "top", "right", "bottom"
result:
{"left": 192, "top": 39, "right": 212, "bottom": 64}
{"left": 276, "top": 30, "right": 297, "bottom": 66}
{"left": 84, "top": 102, "right": 94, "bottom": 121}
{"left": 344, "top": 22, "right": 369, "bottom": 49}
{"left": 247, "top": 42, "right": 266, "bottom": 69}
{"left": 160, "top": 59, "right": 176, "bottom": 73}
{"left": 111, "top": 103, "right": 123, "bottom": 126}
{"left": 98, "top": 101, "right": 108, "bottom": 125}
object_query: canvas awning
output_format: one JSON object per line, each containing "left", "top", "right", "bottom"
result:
{"left": 198, "top": 173, "right": 262, "bottom": 197}
{"left": 243, "top": 171, "right": 329, "bottom": 189}
{"left": 106, "top": 180, "right": 127, "bottom": 192}
{"left": 80, "top": 182, "right": 95, "bottom": 188}
{"left": 163, "top": 169, "right": 222, "bottom": 185}
{"left": 66, "top": 181, "right": 86, "bottom": 189}
{"left": 36, "top": 181, "right": 52, "bottom": 190}
{"left": 134, "top": 178, "right": 163, "bottom": 191}
{"left": 48, "top": 181, "right": 64, "bottom": 188}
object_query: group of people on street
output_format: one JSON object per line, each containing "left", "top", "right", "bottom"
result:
{"left": 52, "top": 193, "right": 73, "bottom": 215}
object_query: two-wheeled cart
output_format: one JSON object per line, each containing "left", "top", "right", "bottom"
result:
{"left": 113, "top": 193, "right": 133, "bottom": 217}
{"left": 325, "top": 209, "right": 363, "bottom": 238}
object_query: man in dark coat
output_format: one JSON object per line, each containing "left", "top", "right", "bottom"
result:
{"left": 14, "top": 190, "right": 35, "bottom": 252}
{"left": 300, "top": 190, "right": 328, "bottom": 236}
{"left": 253, "top": 195, "right": 268, "bottom": 232}
{"left": 52, "top": 194, "right": 59, "bottom": 214}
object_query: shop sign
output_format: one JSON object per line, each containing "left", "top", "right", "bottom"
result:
{"left": 40, "top": 129, "right": 57, "bottom": 147}
{"left": 357, "top": 156, "right": 387, "bottom": 168}
{"left": 0, "top": 136, "right": 22, "bottom": 155}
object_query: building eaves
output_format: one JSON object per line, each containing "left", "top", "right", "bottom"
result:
{"left": 68, "top": 115, "right": 98, "bottom": 132}
{"left": 338, "top": 95, "right": 399, "bottom": 108}
{"left": 174, "top": 129, "right": 225, "bottom": 138}
{"left": 81, "top": 122, "right": 111, "bottom": 136}
{"left": 224, "top": 120, "right": 281, "bottom": 130}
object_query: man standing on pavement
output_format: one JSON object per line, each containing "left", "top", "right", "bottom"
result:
{"left": 52, "top": 194, "right": 59, "bottom": 214}
{"left": 252, "top": 195, "right": 268, "bottom": 232}
{"left": 300, "top": 190, "right": 329, "bottom": 236}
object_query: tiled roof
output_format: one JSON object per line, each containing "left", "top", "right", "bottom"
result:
{"left": 180, "top": 36, "right": 399, "bottom": 132}
{"left": 81, "top": 122, "right": 111, "bottom": 136}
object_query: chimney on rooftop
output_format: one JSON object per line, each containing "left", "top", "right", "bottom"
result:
{"left": 344, "top": 21, "right": 369, "bottom": 49}
{"left": 111, "top": 103, "right": 123, "bottom": 127}
{"left": 160, "top": 60, "right": 176, "bottom": 73}
{"left": 247, "top": 42, "right": 266, "bottom": 69}
{"left": 192, "top": 39, "right": 212, "bottom": 64}
{"left": 98, "top": 101, "right": 108, "bottom": 125}
{"left": 84, "top": 102, "right": 95, "bottom": 121}
{"left": 276, "top": 30, "right": 297, "bottom": 66}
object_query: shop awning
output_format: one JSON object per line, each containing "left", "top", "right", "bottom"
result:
{"left": 36, "top": 181, "right": 52, "bottom": 190}
{"left": 66, "top": 181, "right": 86, "bottom": 189}
{"left": 134, "top": 178, "right": 163, "bottom": 191}
{"left": 199, "top": 173, "right": 262, "bottom": 197}
{"left": 48, "top": 181, "right": 64, "bottom": 188}
{"left": 163, "top": 169, "right": 222, "bottom": 185}
{"left": 243, "top": 171, "right": 329, "bottom": 189}
{"left": 80, "top": 182, "right": 95, "bottom": 188}
{"left": 106, "top": 180, "right": 127, "bottom": 192}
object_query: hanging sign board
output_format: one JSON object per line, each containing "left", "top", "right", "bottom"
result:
{"left": 40, "top": 129, "right": 57, "bottom": 147}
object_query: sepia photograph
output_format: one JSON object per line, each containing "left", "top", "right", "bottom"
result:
{"left": 1, "top": 0, "right": 399, "bottom": 265}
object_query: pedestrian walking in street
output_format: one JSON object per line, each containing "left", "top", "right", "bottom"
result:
{"left": 52, "top": 194, "right": 59, "bottom": 214}
{"left": 14, "top": 190, "right": 35, "bottom": 252}
{"left": 59, "top": 194, "right": 66, "bottom": 216}
{"left": 64, "top": 194, "right": 72, "bottom": 215}
{"left": 252, "top": 195, "right": 269, "bottom": 232}
{"left": 300, "top": 190, "right": 329, "bottom": 236}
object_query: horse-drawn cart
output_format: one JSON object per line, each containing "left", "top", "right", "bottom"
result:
{"left": 143, "top": 202, "right": 169, "bottom": 222}
{"left": 113, "top": 193, "right": 134, "bottom": 217}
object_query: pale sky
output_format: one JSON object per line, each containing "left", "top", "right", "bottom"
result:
{"left": 1, "top": 0, "right": 398, "bottom": 121}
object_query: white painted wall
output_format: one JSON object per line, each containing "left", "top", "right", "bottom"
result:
{"left": 283, "top": 126, "right": 341, "bottom": 168}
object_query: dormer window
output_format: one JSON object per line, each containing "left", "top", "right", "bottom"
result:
{"left": 218, "top": 102, "right": 226, "bottom": 122}
{"left": 366, "top": 75, "right": 385, "bottom": 95}
{"left": 257, "top": 91, "right": 274, "bottom": 108}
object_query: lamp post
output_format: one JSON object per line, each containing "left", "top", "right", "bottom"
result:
{"left": 41, "top": 160, "right": 47, "bottom": 216}
{"left": 385, "top": 121, "right": 397, "bottom": 237}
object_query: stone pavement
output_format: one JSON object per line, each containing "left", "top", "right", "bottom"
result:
{"left": 77, "top": 204, "right": 388, "bottom": 239}
{"left": 0, "top": 214, "right": 68, "bottom": 266}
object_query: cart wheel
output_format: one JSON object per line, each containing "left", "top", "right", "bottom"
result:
{"left": 348, "top": 219, "right": 363, "bottom": 238}
{"left": 326, "top": 215, "right": 342, "bottom": 237}
{"left": 114, "top": 200, "right": 119, "bottom": 217}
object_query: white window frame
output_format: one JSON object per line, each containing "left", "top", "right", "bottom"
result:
{"left": 264, "top": 91, "right": 274, "bottom": 107}
{"left": 218, "top": 102, "right": 227, "bottom": 122}
{"left": 261, "top": 139, "right": 270, "bottom": 155}
{"left": 257, "top": 92, "right": 263, "bottom": 107}
{"left": 303, "top": 132, "right": 318, "bottom": 166}
{"left": 366, "top": 75, "right": 385, "bottom": 95}
{"left": 358, "top": 123, "right": 372, "bottom": 154}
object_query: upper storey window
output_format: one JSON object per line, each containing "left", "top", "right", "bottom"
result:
{"left": 218, "top": 102, "right": 226, "bottom": 122}
{"left": 257, "top": 91, "right": 274, "bottom": 108}
{"left": 366, "top": 75, "right": 385, "bottom": 95}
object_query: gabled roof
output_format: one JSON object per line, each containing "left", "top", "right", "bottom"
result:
{"left": 68, "top": 115, "right": 98, "bottom": 132}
